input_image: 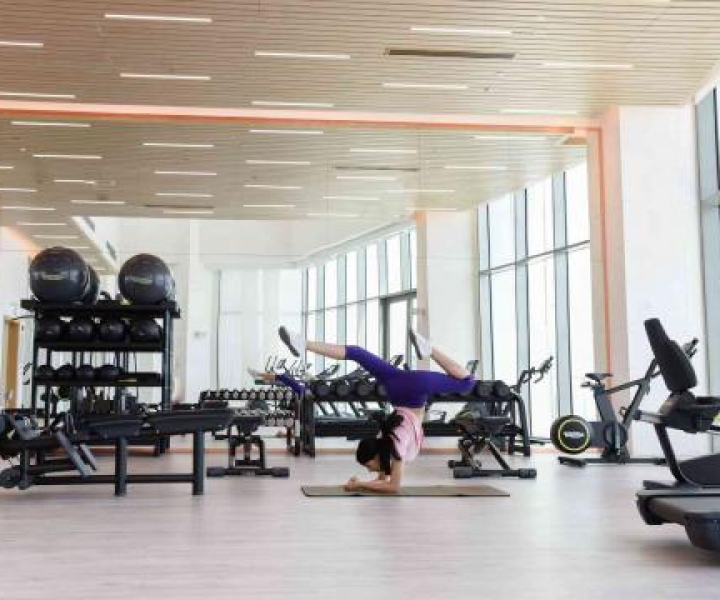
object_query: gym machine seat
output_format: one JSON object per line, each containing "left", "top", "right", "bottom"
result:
{"left": 634, "top": 319, "right": 720, "bottom": 552}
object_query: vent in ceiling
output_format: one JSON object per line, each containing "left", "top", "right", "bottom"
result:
{"left": 385, "top": 48, "right": 515, "bottom": 60}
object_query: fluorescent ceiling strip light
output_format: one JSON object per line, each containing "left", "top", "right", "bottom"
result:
{"left": 162, "top": 209, "right": 215, "bottom": 215}
{"left": 154, "top": 170, "right": 216, "bottom": 176}
{"left": 255, "top": 51, "right": 350, "bottom": 60}
{"left": 11, "top": 121, "right": 90, "bottom": 128}
{"left": 120, "top": 73, "right": 211, "bottom": 81}
{"left": 542, "top": 61, "right": 633, "bottom": 70}
{"left": 410, "top": 26, "right": 512, "bottom": 36}
{"left": 443, "top": 165, "right": 508, "bottom": 171}
{"left": 65, "top": 246, "right": 90, "bottom": 250}
{"left": 243, "top": 204, "right": 297, "bottom": 208}
{"left": 33, "top": 154, "right": 103, "bottom": 160}
{"left": 155, "top": 192, "right": 214, "bottom": 198}
{"left": 385, "top": 189, "right": 455, "bottom": 194}
{"left": 1, "top": 206, "right": 55, "bottom": 211}
{"left": 143, "top": 142, "right": 215, "bottom": 148}
{"left": 323, "top": 195, "right": 380, "bottom": 201}
{"left": 411, "top": 207, "right": 458, "bottom": 211}
{"left": 0, "top": 166, "right": 15, "bottom": 170}
{"left": 0, "top": 91, "right": 75, "bottom": 99}
{"left": 17, "top": 222, "right": 66, "bottom": 226}
{"left": 246, "top": 159, "right": 313, "bottom": 166}
{"left": 349, "top": 148, "right": 417, "bottom": 155}
{"left": 336, "top": 175, "right": 396, "bottom": 181}
{"left": 307, "top": 212, "right": 359, "bottom": 218}
{"left": 244, "top": 184, "right": 303, "bottom": 190}
{"left": 0, "top": 187, "right": 37, "bottom": 193}
{"left": 382, "top": 82, "right": 469, "bottom": 90}
{"left": 252, "top": 100, "right": 335, "bottom": 108}
{"left": 0, "top": 40, "right": 44, "bottom": 47}
{"left": 474, "top": 135, "right": 547, "bottom": 141}
{"left": 105, "top": 13, "right": 212, "bottom": 23}
{"left": 33, "top": 234, "right": 78, "bottom": 240}
{"left": 54, "top": 179, "right": 97, "bottom": 185}
{"left": 249, "top": 129, "right": 324, "bottom": 135}
{"left": 71, "top": 199, "right": 126, "bottom": 205}
{"left": 501, "top": 108, "right": 579, "bottom": 115}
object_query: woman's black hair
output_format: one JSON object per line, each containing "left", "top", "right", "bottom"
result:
{"left": 356, "top": 411, "right": 404, "bottom": 475}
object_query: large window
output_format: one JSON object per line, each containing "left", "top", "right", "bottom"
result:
{"left": 302, "top": 228, "right": 417, "bottom": 374}
{"left": 479, "top": 164, "right": 594, "bottom": 436}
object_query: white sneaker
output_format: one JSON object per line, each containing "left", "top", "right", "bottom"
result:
{"left": 279, "top": 326, "right": 306, "bottom": 358}
{"left": 247, "top": 367, "right": 265, "bottom": 381}
{"left": 409, "top": 329, "right": 433, "bottom": 360}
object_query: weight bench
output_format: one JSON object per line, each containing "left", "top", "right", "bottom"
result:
{"left": 449, "top": 413, "right": 537, "bottom": 479}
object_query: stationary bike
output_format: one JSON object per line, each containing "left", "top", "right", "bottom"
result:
{"left": 550, "top": 339, "right": 698, "bottom": 467}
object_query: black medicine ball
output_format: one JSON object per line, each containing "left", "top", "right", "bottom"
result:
{"left": 29, "top": 247, "right": 89, "bottom": 304}
{"left": 96, "top": 364, "right": 123, "bottom": 381}
{"left": 34, "top": 365, "right": 55, "bottom": 381}
{"left": 97, "top": 318, "right": 127, "bottom": 342}
{"left": 55, "top": 364, "right": 76, "bottom": 381}
{"left": 35, "top": 317, "right": 65, "bottom": 342}
{"left": 118, "top": 254, "right": 175, "bottom": 305}
{"left": 128, "top": 319, "right": 162, "bottom": 343}
{"left": 65, "top": 317, "right": 96, "bottom": 342}
{"left": 75, "top": 364, "right": 96, "bottom": 381}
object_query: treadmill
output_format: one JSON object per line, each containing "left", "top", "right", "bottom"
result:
{"left": 634, "top": 318, "right": 720, "bottom": 552}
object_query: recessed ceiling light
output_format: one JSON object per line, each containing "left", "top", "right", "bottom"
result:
{"left": 249, "top": 129, "right": 324, "bottom": 135}
{"left": 336, "top": 175, "right": 397, "bottom": 181}
{"left": 443, "top": 165, "right": 508, "bottom": 171}
{"left": 0, "top": 187, "right": 37, "bottom": 193}
{"left": 33, "top": 154, "right": 103, "bottom": 160}
{"left": 155, "top": 192, "right": 214, "bottom": 198}
{"left": 0, "top": 91, "right": 76, "bottom": 99}
{"left": 244, "top": 184, "right": 303, "bottom": 190}
{"left": 120, "top": 73, "right": 211, "bottom": 81}
{"left": 243, "top": 204, "right": 297, "bottom": 208}
{"left": 385, "top": 189, "right": 456, "bottom": 194}
{"left": 143, "top": 142, "right": 215, "bottom": 148}
{"left": 71, "top": 199, "right": 126, "bottom": 205}
{"left": 55, "top": 179, "right": 97, "bottom": 185}
{"left": 162, "top": 209, "right": 215, "bottom": 215}
{"left": 105, "top": 13, "right": 213, "bottom": 23}
{"left": 255, "top": 51, "right": 350, "bottom": 60}
{"left": 542, "top": 61, "right": 634, "bottom": 70}
{"left": 245, "top": 159, "right": 313, "bottom": 166}
{"left": 11, "top": 121, "right": 91, "bottom": 128}
{"left": 382, "top": 82, "right": 469, "bottom": 90}
{"left": 0, "top": 40, "right": 44, "bottom": 48}
{"left": 154, "top": 170, "right": 217, "bottom": 176}
{"left": 323, "top": 195, "right": 380, "bottom": 201}
{"left": 32, "top": 234, "right": 78, "bottom": 240}
{"left": 16, "top": 222, "right": 66, "bottom": 227}
{"left": 349, "top": 148, "right": 417, "bottom": 155}
{"left": 0, "top": 165, "right": 15, "bottom": 170}
{"left": 1, "top": 206, "right": 55, "bottom": 211}
{"left": 501, "top": 108, "right": 579, "bottom": 115}
{"left": 410, "top": 26, "right": 512, "bottom": 36}
{"left": 252, "top": 100, "right": 335, "bottom": 108}
{"left": 474, "top": 135, "right": 547, "bottom": 141}
{"left": 307, "top": 212, "right": 359, "bottom": 218}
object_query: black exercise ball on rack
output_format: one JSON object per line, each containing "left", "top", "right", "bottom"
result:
{"left": 128, "top": 319, "right": 162, "bottom": 343}
{"left": 33, "top": 365, "right": 55, "bottom": 381}
{"left": 29, "top": 247, "right": 89, "bottom": 304}
{"left": 35, "top": 316, "right": 65, "bottom": 342}
{"left": 118, "top": 254, "right": 175, "bottom": 305}
{"left": 97, "top": 317, "right": 127, "bottom": 342}
{"left": 65, "top": 316, "right": 96, "bottom": 342}
{"left": 55, "top": 364, "right": 76, "bottom": 381}
{"left": 76, "top": 364, "right": 96, "bottom": 381}
{"left": 81, "top": 266, "right": 100, "bottom": 305}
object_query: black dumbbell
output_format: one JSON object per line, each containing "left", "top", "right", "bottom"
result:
{"left": 56, "top": 364, "right": 76, "bottom": 381}
{"left": 34, "top": 364, "right": 56, "bottom": 381}
{"left": 334, "top": 380, "right": 353, "bottom": 397}
{"left": 76, "top": 364, "right": 96, "bottom": 381}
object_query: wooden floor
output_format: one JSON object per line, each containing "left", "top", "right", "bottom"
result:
{"left": 1, "top": 451, "right": 718, "bottom": 599}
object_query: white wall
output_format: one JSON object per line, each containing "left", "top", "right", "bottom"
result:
{"left": 599, "top": 106, "right": 709, "bottom": 456}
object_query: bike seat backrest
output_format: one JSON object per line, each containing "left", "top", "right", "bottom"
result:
{"left": 645, "top": 319, "right": 697, "bottom": 392}
{"left": 584, "top": 372, "right": 613, "bottom": 384}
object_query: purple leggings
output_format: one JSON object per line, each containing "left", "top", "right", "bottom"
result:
{"left": 345, "top": 346, "right": 474, "bottom": 409}
{"left": 276, "top": 373, "right": 306, "bottom": 396}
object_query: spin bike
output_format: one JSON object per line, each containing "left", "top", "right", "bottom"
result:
{"left": 550, "top": 338, "right": 698, "bottom": 467}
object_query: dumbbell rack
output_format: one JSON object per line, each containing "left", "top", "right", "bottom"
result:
{"left": 21, "top": 299, "right": 180, "bottom": 451}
